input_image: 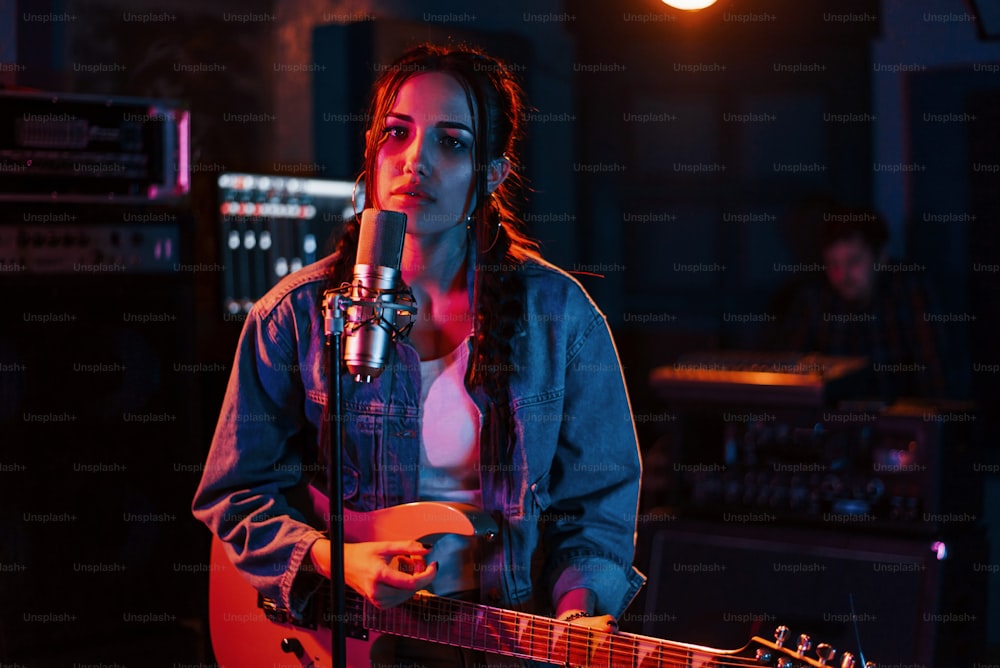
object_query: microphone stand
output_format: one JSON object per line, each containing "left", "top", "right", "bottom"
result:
{"left": 321, "top": 271, "right": 415, "bottom": 667}
{"left": 322, "top": 290, "right": 347, "bottom": 668}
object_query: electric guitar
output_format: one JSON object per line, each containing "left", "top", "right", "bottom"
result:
{"left": 209, "top": 501, "right": 864, "bottom": 667}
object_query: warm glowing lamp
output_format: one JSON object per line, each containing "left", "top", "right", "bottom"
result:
{"left": 661, "top": 0, "right": 718, "bottom": 9}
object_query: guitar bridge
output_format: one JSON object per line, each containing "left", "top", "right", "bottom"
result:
{"left": 257, "top": 592, "right": 369, "bottom": 640}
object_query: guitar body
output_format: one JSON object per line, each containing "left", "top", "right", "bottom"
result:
{"left": 208, "top": 502, "right": 495, "bottom": 668}
{"left": 209, "top": 534, "right": 340, "bottom": 667}
{"left": 209, "top": 501, "right": 850, "bottom": 668}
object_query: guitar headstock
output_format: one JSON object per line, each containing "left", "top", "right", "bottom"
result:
{"left": 751, "top": 626, "right": 875, "bottom": 668}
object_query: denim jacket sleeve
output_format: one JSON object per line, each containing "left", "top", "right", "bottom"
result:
{"left": 539, "top": 279, "right": 646, "bottom": 619}
{"left": 191, "top": 294, "right": 326, "bottom": 617}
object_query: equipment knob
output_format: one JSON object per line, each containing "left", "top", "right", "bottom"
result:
{"left": 797, "top": 634, "right": 812, "bottom": 654}
{"left": 776, "top": 658, "right": 797, "bottom": 668}
{"left": 840, "top": 652, "right": 856, "bottom": 668}
{"left": 816, "top": 643, "right": 836, "bottom": 665}
{"left": 756, "top": 648, "right": 773, "bottom": 664}
{"left": 775, "top": 625, "right": 790, "bottom": 647}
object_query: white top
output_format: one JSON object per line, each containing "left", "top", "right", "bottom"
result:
{"left": 418, "top": 337, "right": 481, "bottom": 595}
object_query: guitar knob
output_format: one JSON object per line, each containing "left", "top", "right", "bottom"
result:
{"left": 797, "top": 633, "right": 812, "bottom": 654}
{"left": 776, "top": 658, "right": 797, "bottom": 668}
{"left": 840, "top": 652, "right": 856, "bottom": 668}
{"left": 816, "top": 643, "right": 836, "bottom": 665}
{"left": 281, "top": 637, "right": 304, "bottom": 656}
{"left": 865, "top": 663, "right": 877, "bottom": 668}
{"left": 775, "top": 625, "right": 790, "bottom": 647}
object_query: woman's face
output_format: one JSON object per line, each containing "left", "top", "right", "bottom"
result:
{"left": 373, "top": 72, "right": 477, "bottom": 238}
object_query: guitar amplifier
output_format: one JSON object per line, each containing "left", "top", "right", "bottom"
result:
{"left": 630, "top": 518, "right": 988, "bottom": 667}
{"left": 0, "top": 202, "right": 205, "bottom": 662}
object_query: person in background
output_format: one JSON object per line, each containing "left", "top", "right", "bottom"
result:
{"left": 770, "top": 203, "right": 955, "bottom": 401}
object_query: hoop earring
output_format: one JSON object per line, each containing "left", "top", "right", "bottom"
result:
{"left": 481, "top": 221, "right": 503, "bottom": 254}
{"left": 351, "top": 173, "right": 364, "bottom": 224}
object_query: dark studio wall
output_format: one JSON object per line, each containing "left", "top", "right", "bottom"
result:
{"left": 2, "top": 0, "right": 1000, "bottom": 665}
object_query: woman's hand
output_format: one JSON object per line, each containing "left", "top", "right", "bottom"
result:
{"left": 310, "top": 538, "right": 438, "bottom": 609}
{"left": 555, "top": 587, "right": 618, "bottom": 632}
{"left": 563, "top": 613, "right": 619, "bottom": 633}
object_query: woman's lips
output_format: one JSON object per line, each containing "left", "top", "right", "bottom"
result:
{"left": 389, "top": 188, "right": 435, "bottom": 205}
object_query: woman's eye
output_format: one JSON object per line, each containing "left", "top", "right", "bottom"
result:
{"left": 441, "top": 135, "right": 467, "bottom": 150}
{"left": 383, "top": 126, "right": 407, "bottom": 139}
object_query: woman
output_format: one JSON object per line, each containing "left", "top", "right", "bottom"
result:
{"left": 193, "top": 43, "right": 644, "bottom": 665}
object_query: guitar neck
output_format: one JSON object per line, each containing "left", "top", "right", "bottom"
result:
{"left": 363, "top": 591, "right": 741, "bottom": 667}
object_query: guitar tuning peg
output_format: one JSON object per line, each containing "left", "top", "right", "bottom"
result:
{"left": 815, "top": 643, "right": 835, "bottom": 665}
{"left": 775, "top": 625, "right": 790, "bottom": 648}
{"left": 756, "top": 648, "right": 774, "bottom": 664}
{"left": 797, "top": 633, "right": 812, "bottom": 654}
{"left": 840, "top": 652, "right": 856, "bottom": 668}
{"left": 864, "top": 663, "right": 876, "bottom": 668}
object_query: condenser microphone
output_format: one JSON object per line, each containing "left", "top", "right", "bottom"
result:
{"left": 343, "top": 209, "right": 415, "bottom": 382}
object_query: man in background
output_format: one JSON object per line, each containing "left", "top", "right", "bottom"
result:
{"left": 771, "top": 204, "right": 956, "bottom": 402}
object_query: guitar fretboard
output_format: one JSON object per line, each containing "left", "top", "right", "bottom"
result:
{"left": 363, "top": 592, "right": 753, "bottom": 668}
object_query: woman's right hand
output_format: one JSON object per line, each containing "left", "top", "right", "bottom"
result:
{"left": 310, "top": 538, "right": 438, "bottom": 609}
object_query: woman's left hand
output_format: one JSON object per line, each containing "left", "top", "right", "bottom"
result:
{"left": 565, "top": 614, "right": 618, "bottom": 633}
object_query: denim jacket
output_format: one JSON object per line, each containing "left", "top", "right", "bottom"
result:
{"left": 192, "top": 252, "right": 646, "bottom": 625}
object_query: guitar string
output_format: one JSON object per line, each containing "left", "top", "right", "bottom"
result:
{"left": 350, "top": 587, "right": 811, "bottom": 667}
{"left": 369, "top": 613, "right": 763, "bottom": 668}
{"left": 428, "top": 594, "right": 764, "bottom": 666}
{"left": 350, "top": 597, "right": 756, "bottom": 666}
{"left": 362, "top": 597, "right": 770, "bottom": 667}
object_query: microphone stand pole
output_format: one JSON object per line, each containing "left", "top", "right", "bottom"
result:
{"left": 323, "top": 291, "right": 347, "bottom": 668}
